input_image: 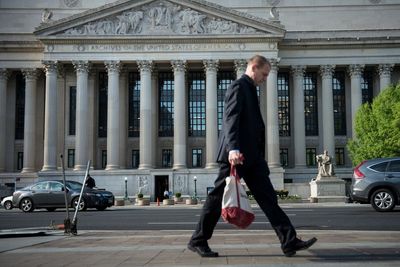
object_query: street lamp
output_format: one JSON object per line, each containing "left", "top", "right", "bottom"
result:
{"left": 124, "top": 177, "right": 128, "bottom": 201}
{"left": 193, "top": 176, "right": 197, "bottom": 199}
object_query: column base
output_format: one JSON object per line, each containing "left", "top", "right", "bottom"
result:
{"left": 41, "top": 165, "right": 57, "bottom": 172}
{"left": 205, "top": 162, "right": 219, "bottom": 169}
{"left": 74, "top": 165, "right": 88, "bottom": 171}
{"left": 172, "top": 164, "right": 187, "bottom": 170}
{"left": 21, "top": 168, "right": 36, "bottom": 173}
{"left": 105, "top": 164, "right": 120, "bottom": 170}
{"left": 138, "top": 164, "right": 154, "bottom": 170}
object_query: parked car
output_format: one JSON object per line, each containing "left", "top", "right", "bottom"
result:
{"left": 12, "top": 180, "right": 115, "bottom": 213}
{"left": 351, "top": 157, "right": 400, "bottom": 212}
{"left": 1, "top": 195, "right": 13, "bottom": 210}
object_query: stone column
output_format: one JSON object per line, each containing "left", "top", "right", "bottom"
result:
{"left": 171, "top": 60, "right": 187, "bottom": 169}
{"left": 204, "top": 60, "right": 219, "bottom": 169}
{"left": 291, "top": 65, "right": 306, "bottom": 167}
{"left": 266, "top": 59, "right": 280, "bottom": 168}
{"left": 138, "top": 61, "right": 153, "bottom": 169}
{"left": 320, "top": 65, "right": 336, "bottom": 157}
{"left": 105, "top": 61, "right": 121, "bottom": 170}
{"left": 119, "top": 69, "right": 128, "bottom": 169}
{"left": 72, "top": 61, "right": 90, "bottom": 171}
{"left": 21, "top": 69, "right": 39, "bottom": 173}
{"left": 0, "top": 69, "right": 9, "bottom": 172}
{"left": 151, "top": 71, "right": 158, "bottom": 167}
{"left": 378, "top": 64, "right": 394, "bottom": 92}
{"left": 41, "top": 61, "right": 58, "bottom": 171}
{"left": 348, "top": 64, "right": 364, "bottom": 138}
{"left": 234, "top": 59, "right": 247, "bottom": 79}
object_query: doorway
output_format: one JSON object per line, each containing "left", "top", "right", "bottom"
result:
{"left": 155, "top": 175, "right": 169, "bottom": 201}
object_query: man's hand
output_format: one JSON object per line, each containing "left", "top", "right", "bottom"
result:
{"left": 229, "top": 150, "right": 244, "bottom": 166}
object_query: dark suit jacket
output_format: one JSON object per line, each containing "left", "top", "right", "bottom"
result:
{"left": 216, "top": 75, "right": 265, "bottom": 165}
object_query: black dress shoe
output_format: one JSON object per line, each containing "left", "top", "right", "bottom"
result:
{"left": 283, "top": 237, "right": 317, "bottom": 257}
{"left": 187, "top": 243, "right": 219, "bottom": 257}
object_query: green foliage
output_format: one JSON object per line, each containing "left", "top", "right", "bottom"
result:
{"left": 275, "top": 189, "right": 289, "bottom": 199}
{"left": 137, "top": 193, "right": 143, "bottom": 199}
{"left": 347, "top": 83, "right": 400, "bottom": 166}
{"left": 174, "top": 192, "right": 181, "bottom": 198}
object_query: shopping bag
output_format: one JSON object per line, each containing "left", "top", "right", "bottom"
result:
{"left": 221, "top": 165, "right": 255, "bottom": 229}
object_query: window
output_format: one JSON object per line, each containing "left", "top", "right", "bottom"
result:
{"left": 370, "top": 162, "right": 388, "bottom": 172}
{"left": 15, "top": 73, "right": 25, "bottom": 140}
{"left": 101, "top": 150, "right": 107, "bottom": 169}
{"left": 98, "top": 72, "right": 108, "bottom": 137}
{"left": 49, "top": 182, "right": 63, "bottom": 192}
{"left": 69, "top": 86, "right": 76, "bottom": 135}
{"left": 188, "top": 72, "right": 206, "bottom": 137}
{"left": 132, "top": 150, "right": 139, "bottom": 169}
{"left": 280, "top": 148, "right": 289, "bottom": 167}
{"left": 159, "top": 72, "right": 174, "bottom": 137}
{"left": 192, "top": 148, "right": 203, "bottom": 168}
{"left": 162, "top": 149, "right": 173, "bottom": 168}
{"left": 67, "top": 149, "right": 75, "bottom": 168}
{"left": 388, "top": 160, "right": 400, "bottom": 172}
{"left": 306, "top": 148, "right": 316, "bottom": 166}
{"left": 17, "top": 152, "right": 23, "bottom": 170}
{"left": 32, "top": 182, "right": 48, "bottom": 191}
{"left": 333, "top": 72, "right": 346, "bottom": 135}
{"left": 304, "top": 73, "right": 318, "bottom": 136}
{"left": 335, "top": 147, "right": 345, "bottom": 166}
{"left": 278, "top": 73, "right": 290, "bottom": 136}
{"left": 217, "top": 71, "right": 235, "bottom": 132}
{"left": 361, "top": 71, "right": 374, "bottom": 104}
{"left": 128, "top": 72, "right": 140, "bottom": 137}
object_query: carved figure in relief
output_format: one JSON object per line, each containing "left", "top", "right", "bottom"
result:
{"left": 137, "top": 176, "right": 149, "bottom": 194}
{"left": 178, "top": 8, "right": 207, "bottom": 34}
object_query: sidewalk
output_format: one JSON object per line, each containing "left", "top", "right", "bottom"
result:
{"left": 0, "top": 228, "right": 399, "bottom": 267}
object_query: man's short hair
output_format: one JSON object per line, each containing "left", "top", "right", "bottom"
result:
{"left": 248, "top": 55, "right": 271, "bottom": 68}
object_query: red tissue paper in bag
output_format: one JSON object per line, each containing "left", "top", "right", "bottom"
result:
{"left": 221, "top": 166, "right": 255, "bottom": 229}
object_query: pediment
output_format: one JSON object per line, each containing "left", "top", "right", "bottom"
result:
{"left": 34, "top": 0, "right": 285, "bottom": 39}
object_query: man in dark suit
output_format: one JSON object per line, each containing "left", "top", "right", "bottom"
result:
{"left": 188, "top": 55, "right": 317, "bottom": 257}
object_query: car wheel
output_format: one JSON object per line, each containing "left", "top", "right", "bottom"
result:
{"left": 46, "top": 208, "right": 57, "bottom": 212}
{"left": 96, "top": 206, "right": 107, "bottom": 211}
{"left": 371, "top": 189, "right": 395, "bottom": 212}
{"left": 4, "top": 200, "right": 13, "bottom": 210}
{"left": 72, "top": 197, "right": 87, "bottom": 211}
{"left": 20, "top": 198, "right": 34, "bottom": 212}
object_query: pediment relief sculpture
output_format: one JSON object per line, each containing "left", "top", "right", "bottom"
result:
{"left": 63, "top": 0, "right": 260, "bottom": 36}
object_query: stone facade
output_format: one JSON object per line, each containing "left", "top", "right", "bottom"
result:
{"left": 0, "top": 0, "right": 399, "bottom": 200}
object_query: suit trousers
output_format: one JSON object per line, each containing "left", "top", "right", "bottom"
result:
{"left": 190, "top": 158, "right": 297, "bottom": 250}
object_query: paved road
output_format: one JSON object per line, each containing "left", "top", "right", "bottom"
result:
{"left": 1, "top": 203, "right": 400, "bottom": 231}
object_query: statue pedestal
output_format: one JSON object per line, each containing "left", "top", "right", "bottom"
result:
{"left": 309, "top": 176, "right": 347, "bottom": 203}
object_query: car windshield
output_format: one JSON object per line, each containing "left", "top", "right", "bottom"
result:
{"left": 65, "top": 181, "right": 83, "bottom": 191}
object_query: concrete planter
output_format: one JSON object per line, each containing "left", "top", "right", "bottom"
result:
{"left": 114, "top": 199, "right": 125, "bottom": 206}
{"left": 137, "top": 199, "right": 150, "bottom": 206}
{"left": 163, "top": 199, "right": 175, "bottom": 205}
{"left": 186, "top": 198, "right": 198, "bottom": 205}
{"left": 173, "top": 196, "right": 183, "bottom": 203}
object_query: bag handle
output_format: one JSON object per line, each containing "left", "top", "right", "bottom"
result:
{"left": 230, "top": 164, "right": 241, "bottom": 208}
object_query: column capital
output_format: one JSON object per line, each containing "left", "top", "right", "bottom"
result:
{"left": 319, "top": 65, "right": 335, "bottom": 78}
{"left": 105, "top": 60, "right": 122, "bottom": 73}
{"left": 57, "top": 64, "right": 66, "bottom": 79}
{"left": 137, "top": 60, "right": 153, "bottom": 72}
{"left": 269, "top": 58, "right": 279, "bottom": 73}
{"left": 377, "top": 64, "right": 394, "bottom": 76}
{"left": 171, "top": 60, "right": 187, "bottom": 73}
{"left": 42, "top": 60, "right": 58, "bottom": 74}
{"left": 72, "top": 61, "right": 90, "bottom": 73}
{"left": 21, "top": 68, "right": 40, "bottom": 80}
{"left": 348, "top": 64, "right": 364, "bottom": 77}
{"left": 234, "top": 59, "right": 247, "bottom": 73}
{"left": 291, "top": 65, "right": 306, "bottom": 77}
{"left": 203, "top": 59, "right": 219, "bottom": 72}
{"left": 0, "top": 68, "right": 10, "bottom": 81}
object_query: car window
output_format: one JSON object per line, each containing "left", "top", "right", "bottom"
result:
{"left": 387, "top": 160, "right": 400, "bottom": 172}
{"left": 31, "top": 182, "right": 49, "bottom": 190}
{"left": 369, "top": 162, "right": 388, "bottom": 172}
{"left": 49, "top": 182, "right": 63, "bottom": 192}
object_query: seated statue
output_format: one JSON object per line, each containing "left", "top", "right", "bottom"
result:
{"left": 316, "top": 150, "right": 335, "bottom": 178}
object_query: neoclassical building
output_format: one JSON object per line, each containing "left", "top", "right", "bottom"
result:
{"left": 0, "top": 0, "right": 399, "bottom": 200}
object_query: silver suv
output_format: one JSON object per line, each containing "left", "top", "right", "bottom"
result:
{"left": 351, "top": 157, "right": 400, "bottom": 212}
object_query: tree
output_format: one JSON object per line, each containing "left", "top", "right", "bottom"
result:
{"left": 347, "top": 83, "right": 400, "bottom": 166}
